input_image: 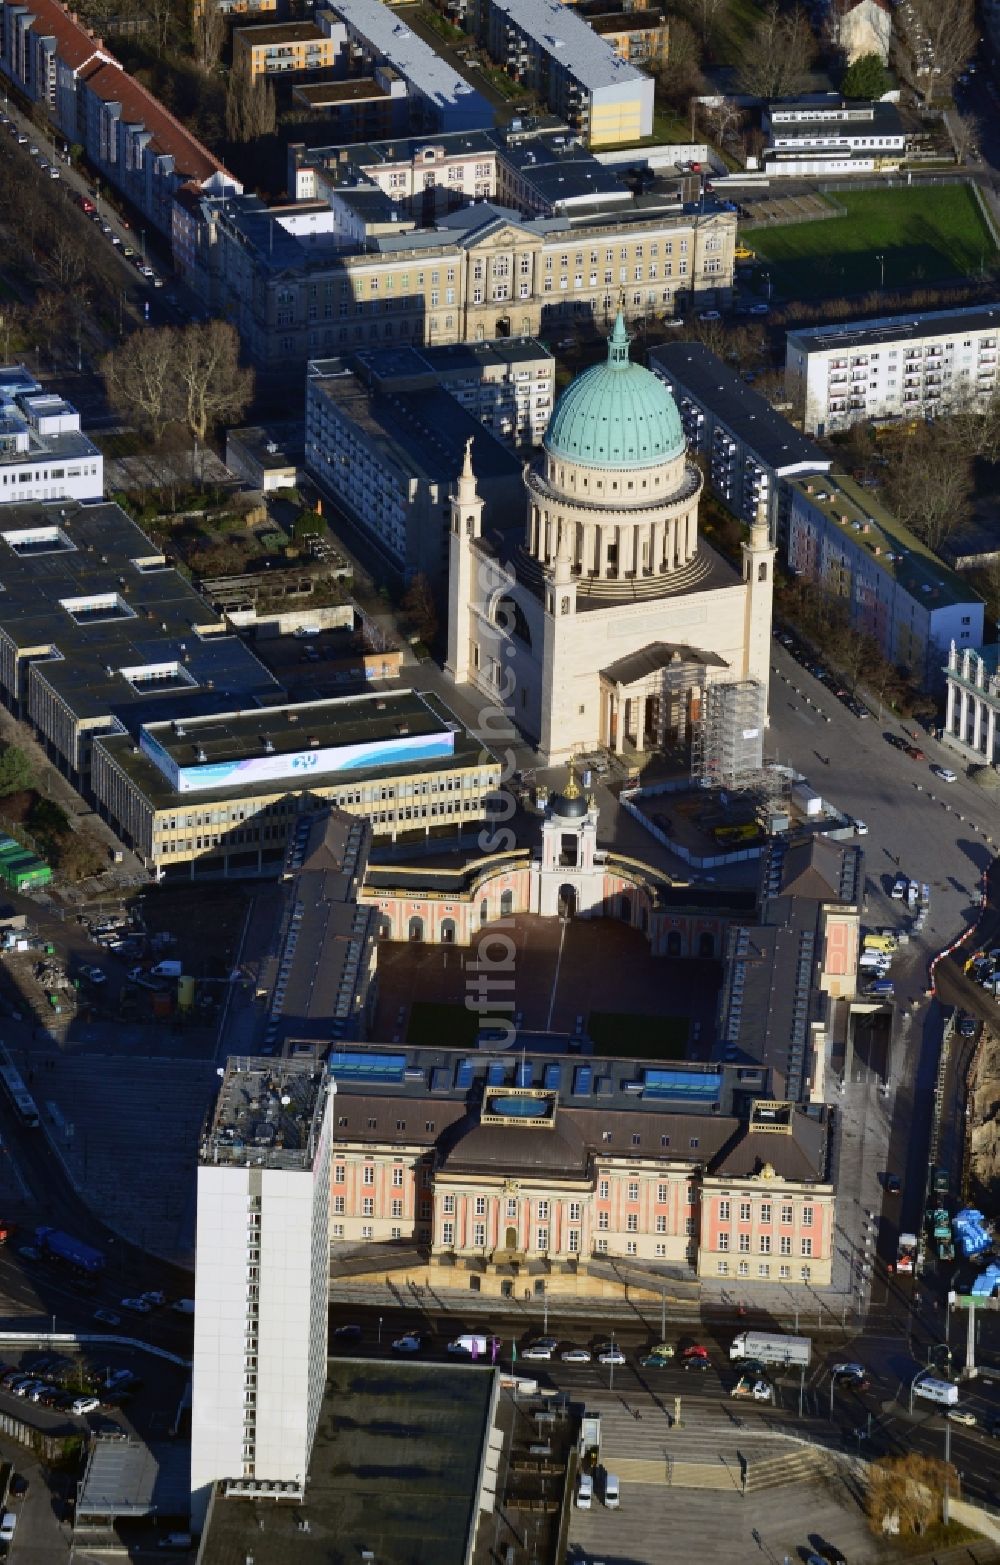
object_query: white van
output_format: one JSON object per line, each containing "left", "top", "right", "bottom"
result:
{"left": 576, "top": 1473, "right": 593, "bottom": 1509}
{"left": 447, "top": 1334, "right": 499, "bottom": 1358}
{"left": 604, "top": 1472, "right": 620, "bottom": 1509}
{"left": 914, "top": 1375, "right": 958, "bottom": 1407}
{"left": 0, "top": 1511, "right": 17, "bottom": 1543}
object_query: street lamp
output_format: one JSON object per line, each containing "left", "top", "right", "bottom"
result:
{"left": 876, "top": 253, "right": 885, "bottom": 290}
{"left": 378, "top": 1315, "right": 383, "bottom": 1348}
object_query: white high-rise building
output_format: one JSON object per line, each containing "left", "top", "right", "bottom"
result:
{"left": 190, "top": 1057, "right": 333, "bottom": 1527}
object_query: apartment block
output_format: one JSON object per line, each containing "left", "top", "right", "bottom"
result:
{"left": 305, "top": 355, "right": 524, "bottom": 585}
{"left": 320, "top": 0, "right": 494, "bottom": 133}
{"left": 580, "top": 4, "right": 670, "bottom": 68}
{"left": 786, "top": 305, "right": 1000, "bottom": 435}
{"left": 648, "top": 342, "right": 830, "bottom": 547}
{"left": 233, "top": 20, "right": 340, "bottom": 78}
{"left": 476, "top": 0, "right": 654, "bottom": 145}
{"left": 0, "top": 368, "right": 103, "bottom": 504}
{"left": 786, "top": 473, "right": 984, "bottom": 687}
{"left": 191, "top": 1057, "right": 333, "bottom": 1527}
{"left": 352, "top": 335, "right": 555, "bottom": 446}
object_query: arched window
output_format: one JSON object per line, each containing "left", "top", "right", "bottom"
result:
{"left": 379, "top": 915, "right": 392, "bottom": 939}
{"left": 441, "top": 918, "right": 456, "bottom": 944}
{"left": 408, "top": 915, "right": 424, "bottom": 943}
{"left": 758, "top": 561, "right": 768, "bottom": 582}
{"left": 495, "top": 595, "right": 531, "bottom": 647}
{"left": 500, "top": 888, "right": 514, "bottom": 917}
{"left": 479, "top": 897, "right": 489, "bottom": 925}
{"left": 666, "top": 930, "right": 682, "bottom": 956}
{"left": 698, "top": 931, "right": 715, "bottom": 959}
{"left": 620, "top": 895, "right": 632, "bottom": 924}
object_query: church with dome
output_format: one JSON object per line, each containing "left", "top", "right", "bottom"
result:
{"left": 446, "top": 312, "right": 774, "bottom": 765}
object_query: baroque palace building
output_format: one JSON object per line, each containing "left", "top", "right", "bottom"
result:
{"left": 446, "top": 310, "right": 774, "bottom": 764}
{"left": 325, "top": 1043, "right": 834, "bottom": 1298}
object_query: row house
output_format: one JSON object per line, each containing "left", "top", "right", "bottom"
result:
{"left": 0, "top": 0, "right": 240, "bottom": 243}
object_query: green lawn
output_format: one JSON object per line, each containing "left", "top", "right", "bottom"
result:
{"left": 750, "top": 185, "right": 998, "bottom": 300}
{"left": 587, "top": 1011, "right": 689, "bottom": 1061}
{"left": 406, "top": 1000, "right": 482, "bottom": 1050}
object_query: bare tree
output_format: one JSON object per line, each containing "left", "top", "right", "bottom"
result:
{"left": 226, "top": 58, "right": 276, "bottom": 143}
{"left": 0, "top": 304, "right": 23, "bottom": 364}
{"left": 30, "top": 292, "right": 67, "bottom": 365}
{"left": 174, "top": 320, "right": 254, "bottom": 443}
{"left": 738, "top": 2, "right": 816, "bottom": 98}
{"left": 100, "top": 328, "right": 178, "bottom": 442}
{"left": 910, "top": 0, "right": 976, "bottom": 97}
{"left": 883, "top": 426, "right": 972, "bottom": 550}
{"left": 949, "top": 108, "right": 981, "bottom": 163}
{"left": 683, "top": 0, "right": 727, "bottom": 43}
{"left": 194, "top": 0, "right": 227, "bottom": 73}
{"left": 657, "top": 17, "right": 703, "bottom": 108}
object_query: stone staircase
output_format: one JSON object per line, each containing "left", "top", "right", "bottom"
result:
{"left": 743, "top": 1445, "right": 833, "bottom": 1493}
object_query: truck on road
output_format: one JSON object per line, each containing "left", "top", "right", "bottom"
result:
{"left": 730, "top": 1331, "right": 811, "bottom": 1368}
{"left": 34, "top": 1226, "right": 105, "bottom": 1273}
{"left": 894, "top": 1232, "right": 918, "bottom": 1274}
{"left": 913, "top": 1375, "right": 958, "bottom": 1407}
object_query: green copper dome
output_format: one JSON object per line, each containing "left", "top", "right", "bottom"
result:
{"left": 544, "top": 311, "right": 686, "bottom": 470}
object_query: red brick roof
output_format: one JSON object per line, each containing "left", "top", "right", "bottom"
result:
{"left": 2, "top": 0, "right": 110, "bottom": 72}
{"left": 81, "top": 58, "right": 232, "bottom": 184}
{"left": 7, "top": 0, "right": 234, "bottom": 186}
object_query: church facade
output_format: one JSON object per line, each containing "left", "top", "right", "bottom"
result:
{"left": 361, "top": 773, "right": 736, "bottom": 957}
{"left": 446, "top": 312, "right": 774, "bottom": 765}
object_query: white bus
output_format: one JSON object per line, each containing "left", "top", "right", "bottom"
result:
{"left": 0, "top": 1062, "right": 39, "bottom": 1128}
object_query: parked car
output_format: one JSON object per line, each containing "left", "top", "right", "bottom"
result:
{"left": 93, "top": 1309, "right": 121, "bottom": 1326}
{"left": 331, "top": 1323, "right": 362, "bottom": 1341}
{"left": 79, "top": 965, "right": 106, "bottom": 985}
{"left": 885, "top": 1173, "right": 901, "bottom": 1195}
{"left": 140, "top": 1290, "right": 166, "bottom": 1307}
{"left": 597, "top": 1346, "right": 626, "bottom": 1366}
{"left": 560, "top": 1347, "right": 591, "bottom": 1363}
{"left": 392, "top": 1333, "right": 423, "bottom": 1353}
{"left": 931, "top": 764, "right": 958, "bottom": 782}
{"left": 521, "top": 1342, "right": 555, "bottom": 1361}
{"left": 8, "top": 1475, "right": 27, "bottom": 1498}
{"left": 120, "top": 1297, "right": 151, "bottom": 1313}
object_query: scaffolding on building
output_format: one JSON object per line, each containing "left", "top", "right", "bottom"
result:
{"left": 690, "top": 678, "right": 767, "bottom": 792}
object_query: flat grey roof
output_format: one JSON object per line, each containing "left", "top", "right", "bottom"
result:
{"left": 201, "top": 1055, "right": 328, "bottom": 1170}
{"left": 648, "top": 341, "right": 831, "bottom": 474}
{"left": 307, "top": 365, "right": 523, "bottom": 484}
{"left": 787, "top": 303, "right": 1000, "bottom": 355}
{"left": 202, "top": 1359, "right": 497, "bottom": 1565}
{"left": 76, "top": 1440, "right": 191, "bottom": 1521}
{"left": 486, "top": 0, "right": 649, "bottom": 90}
{"left": 328, "top": 0, "right": 493, "bottom": 121}
{"left": 0, "top": 500, "right": 278, "bottom": 730}
{"left": 97, "top": 688, "right": 494, "bottom": 811}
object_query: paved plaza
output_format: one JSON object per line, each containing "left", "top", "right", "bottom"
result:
{"left": 371, "top": 914, "right": 721, "bottom": 1046}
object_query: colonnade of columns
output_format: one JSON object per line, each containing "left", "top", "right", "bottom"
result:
{"left": 603, "top": 684, "right": 694, "bottom": 754}
{"left": 946, "top": 677, "right": 998, "bottom": 763}
{"left": 529, "top": 507, "right": 697, "bottom": 579}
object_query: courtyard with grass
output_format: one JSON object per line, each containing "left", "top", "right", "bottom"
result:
{"left": 750, "top": 185, "right": 998, "bottom": 300}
